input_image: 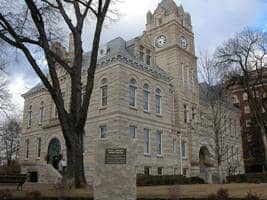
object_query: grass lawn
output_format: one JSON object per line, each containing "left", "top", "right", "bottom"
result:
{"left": 138, "top": 183, "right": 267, "bottom": 199}
{"left": 4, "top": 183, "right": 267, "bottom": 199}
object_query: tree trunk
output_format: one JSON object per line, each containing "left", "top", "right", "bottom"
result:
{"left": 64, "top": 131, "right": 86, "bottom": 188}
{"left": 260, "top": 126, "right": 267, "bottom": 171}
{"left": 217, "top": 163, "right": 223, "bottom": 183}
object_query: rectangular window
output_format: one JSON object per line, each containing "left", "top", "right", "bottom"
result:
{"left": 184, "top": 105, "right": 188, "bottom": 123}
{"left": 143, "top": 90, "right": 149, "bottom": 111}
{"left": 229, "top": 118, "right": 232, "bottom": 134}
{"left": 39, "top": 102, "right": 44, "bottom": 124}
{"left": 129, "top": 126, "right": 136, "bottom": 139}
{"left": 144, "top": 166, "right": 150, "bottom": 175}
{"left": 156, "top": 131, "right": 162, "bottom": 155}
{"left": 25, "top": 139, "right": 29, "bottom": 159}
{"left": 144, "top": 128, "right": 150, "bottom": 154}
{"left": 183, "top": 168, "right": 187, "bottom": 176}
{"left": 129, "top": 86, "right": 136, "bottom": 107}
{"left": 37, "top": 137, "right": 41, "bottom": 158}
{"left": 173, "top": 139, "right": 177, "bottom": 153}
{"left": 182, "top": 141, "right": 187, "bottom": 158}
{"left": 101, "top": 85, "right": 108, "bottom": 107}
{"left": 157, "top": 167, "right": 163, "bottom": 175}
{"left": 100, "top": 125, "right": 107, "bottom": 139}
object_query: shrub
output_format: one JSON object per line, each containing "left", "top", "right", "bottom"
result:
{"left": 136, "top": 174, "right": 205, "bottom": 186}
{"left": 0, "top": 162, "right": 21, "bottom": 175}
{"left": 245, "top": 191, "right": 261, "bottom": 200}
{"left": 188, "top": 176, "right": 205, "bottom": 184}
{"left": 0, "top": 189, "right": 12, "bottom": 199}
{"left": 216, "top": 188, "right": 229, "bottom": 200}
{"left": 26, "top": 190, "right": 41, "bottom": 200}
{"left": 227, "top": 173, "right": 267, "bottom": 183}
{"left": 207, "top": 193, "right": 217, "bottom": 200}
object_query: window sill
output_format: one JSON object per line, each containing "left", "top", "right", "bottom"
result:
{"left": 144, "top": 153, "right": 151, "bottom": 157}
{"left": 99, "top": 137, "right": 108, "bottom": 140}
{"left": 156, "top": 114, "right": 162, "bottom": 117}
{"left": 143, "top": 110, "right": 151, "bottom": 114}
{"left": 99, "top": 106, "right": 108, "bottom": 110}
{"left": 182, "top": 157, "right": 188, "bottom": 160}
{"left": 36, "top": 157, "right": 41, "bottom": 160}
{"left": 129, "top": 106, "right": 137, "bottom": 111}
{"left": 157, "top": 154, "right": 163, "bottom": 158}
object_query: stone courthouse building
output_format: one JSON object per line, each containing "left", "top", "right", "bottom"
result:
{"left": 19, "top": 0, "right": 244, "bottom": 184}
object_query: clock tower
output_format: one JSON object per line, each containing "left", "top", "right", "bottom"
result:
{"left": 143, "top": 0, "right": 199, "bottom": 130}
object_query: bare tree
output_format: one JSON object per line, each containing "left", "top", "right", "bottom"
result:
{"left": 0, "top": 41, "right": 12, "bottom": 115}
{"left": 0, "top": 0, "right": 113, "bottom": 187}
{"left": 199, "top": 52, "right": 241, "bottom": 183}
{"left": 0, "top": 117, "right": 21, "bottom": 166}
{"left": 216, "top": 28, "right": 267, "bottom": 168}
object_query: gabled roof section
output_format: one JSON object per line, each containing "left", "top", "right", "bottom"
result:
{"left": 22, "top": 82, "right": 46, "bottom": 98}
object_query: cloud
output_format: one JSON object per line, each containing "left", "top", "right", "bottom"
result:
{"left": 3, "top": 0, "right": 267, "bottom": 110}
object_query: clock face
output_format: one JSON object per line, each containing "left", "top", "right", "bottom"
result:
{"left": 180, "top": 36, "right": 188, "bottom": 49}
{"left": 155, "top": 35, "right": 167, "bottom": 48}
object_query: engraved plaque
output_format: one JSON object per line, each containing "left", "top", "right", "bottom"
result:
{"left": 105, "top": 148, "right": 126, "bottom": 164}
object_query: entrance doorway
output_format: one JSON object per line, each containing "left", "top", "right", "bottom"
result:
{"left": 199, "top": 146, "right": 212, "bottom": 183}
{"left": 47, "top": 138, "right": 61, "bottom": 169}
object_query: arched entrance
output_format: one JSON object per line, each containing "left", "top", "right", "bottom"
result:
{"left": 47, "top": 138, "right": 61, "bottom": 169}
{"left": 199, "top": 146, "right": 212, "bottom": 183}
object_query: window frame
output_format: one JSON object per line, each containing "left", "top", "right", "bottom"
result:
{"left": 155, "top": 88, "right": 162, "bottom": 115}
{"left": 129, "top": 78, "right": 137, "bottom": 108}
{"left": 144, "top": 128, "right": 150, "bottom": 155}
{"left": 39, "top": 101, "right": 45, "bottom": 125}
{"left": 100, "top": 78, "right": 108, "bottom": 107}
{"left": 99, "top": 125, "right": 108, "bottom": 139}
{"left": 156, "top": 130, "right": 163, "bottom": 156}
{"left": 129, "top": 126, "right": 137, "bottom": 140}
{"left": 143, "top": 83, "right": 150, "bottom": 112}
{"left": 37, "top": 137, "right": 41, "bottom": 158}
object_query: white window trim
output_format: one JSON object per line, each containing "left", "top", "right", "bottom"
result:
{"left": 144, "top": 129, "right": 150, "bottom": 155}
{"left": 25, "top": 139, "right": 29, "bottom": 160}
{"left": 143, "top": 88, "right": 150, "bottom": 112}
{"left": 36, "top": 137, "right": 41, "bottom": 159}
{"left": 156, "top": 131, "right": 163, "bottom": 156}
{"left": 39, "top": 102, "right": 45, "bottom": 125}
{"left": 129, "top": 126, "right": 137, "bottom": 140}
{"left": 99, "top": 125, "right": 108, "bottom": 140}
{"left": 100, "top": 79, "right": 108, "bottom": 108}
{"left": 129, "top": 83, "right": 137, "bottom": 108}
{"left": 182, "top": 140, "right": 187, "bottom": 159}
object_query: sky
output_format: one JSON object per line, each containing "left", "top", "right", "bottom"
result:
{"left": 5, "top": 0, "right": 267, "bottom": 111}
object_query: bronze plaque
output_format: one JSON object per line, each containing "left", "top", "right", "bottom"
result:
{"left": 105, "top": 148, "right": 126, "bottom": 164}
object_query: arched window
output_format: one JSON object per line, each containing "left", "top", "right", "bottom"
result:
{"left": 155, "top": 88, "right": 162, "bottom": 114}
{"left": 39, "top": 101, "right": 45, "bottom": 124}
{"left": 47, "top": 138, "right": 61, "bottom": 168}
{"left": 143, "top": 83, "right": 150, "bottom": 111}
{"left": 100, "top": 78, "right": 108, "bottom": 107}
{"left": 28, "top": 105, "right": 32, "bottom": 127}
{"left": 129, "top": 78, "right": 137, "bottom": 107}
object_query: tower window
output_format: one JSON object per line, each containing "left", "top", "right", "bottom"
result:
{"left": 146, "top": 49, "right": 151, "bottom": 65}
{"left": 129, "top": 78, "right": 137, "bottom": 107}
{"left": 100, "top": 78, "right": 108, "bottom": 107}
{"left": 143, "top": 83, "right": 150, "bottom": 111}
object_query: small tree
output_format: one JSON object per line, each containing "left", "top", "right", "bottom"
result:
{"left": 0, "top": 118, "right": 21, "bottom": 166}
{"left": 0, "top": 0, "right": 113, "bottom": 187}
{"left": 216, "top": 28, "right": 267, "bottom": 168}
{"left": 199, "top": 52, "right": 241, "bottom": 183}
